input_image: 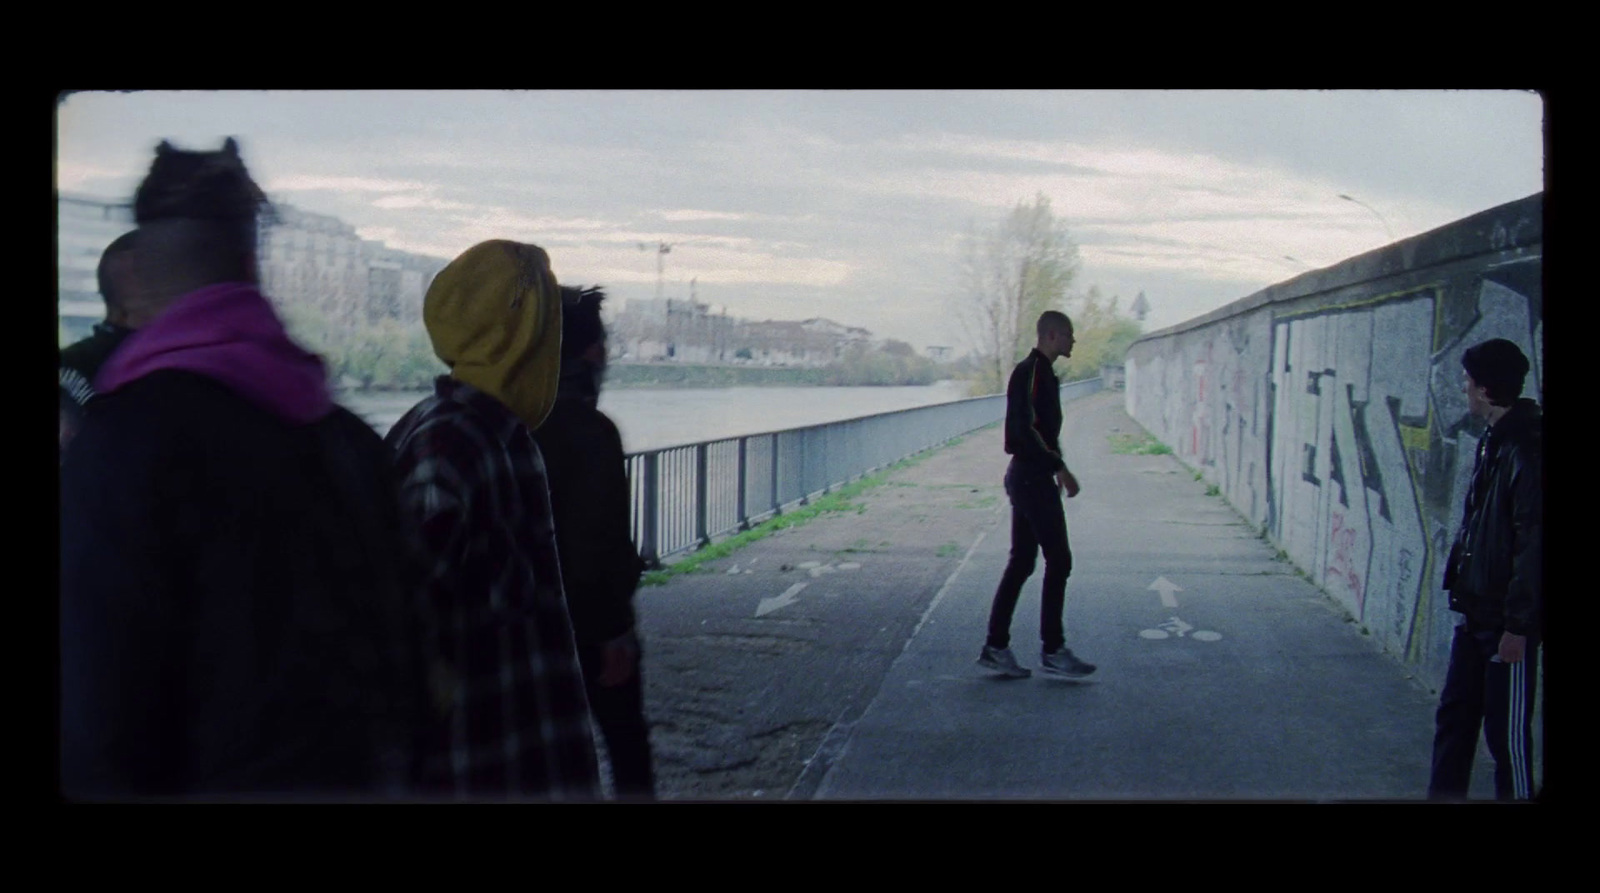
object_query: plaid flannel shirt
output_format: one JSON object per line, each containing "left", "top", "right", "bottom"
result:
{"left": 386, "top": 377, "right": 600, "bottom": 800}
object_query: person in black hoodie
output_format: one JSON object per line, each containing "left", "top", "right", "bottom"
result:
{"left": 533, "top": 284, "right": 656, "bottom": 799}
{"left": 59, "top": 138, "right": 422, "bottom": 800}
{"left": 1429, "top": 338, "right": 1543, "bottom": 800}
{"left": 978, "top": 310, "right": 1097, "bottom": 680}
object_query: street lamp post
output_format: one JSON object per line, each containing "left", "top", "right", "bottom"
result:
{"left": 1338, "top": 193, "right": 1395, "bottom": 241}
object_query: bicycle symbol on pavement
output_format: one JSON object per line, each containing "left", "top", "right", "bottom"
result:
{"left": 1139, "top": 616, "right": 1222, "bottom": 642}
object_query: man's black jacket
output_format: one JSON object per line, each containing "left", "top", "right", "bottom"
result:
{"left": 1003, "top": 348, "right": 1066, "bottom": 475}
{"left": 1442, "top": 397, "right": 1542, "bottom": 637}
{"left": 60, "top": 322, "right": 134, "bottom": 405}
{"left": 533, "top": 398, "right": 645, "bottom": 647}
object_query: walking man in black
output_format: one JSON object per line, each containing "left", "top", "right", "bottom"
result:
{"left": 532, "top": 284, "right": 657, "bottom": 799}
{"left": 978, "top": 310, "right": 1096, "bottom": 679}
{"left": 1428, "top": 338, "right": 1542, "bottom": 800}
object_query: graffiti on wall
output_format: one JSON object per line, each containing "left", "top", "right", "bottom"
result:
{"left": 1269, "top": 289, "right": 1436, "bottom": 649}
{"left": 1125, "top": 261, "right": 1540, "bottom": 687}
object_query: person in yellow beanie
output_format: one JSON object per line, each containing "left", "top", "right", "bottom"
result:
{"left": 386, "top": 240, "right": 600, "bottom": 800}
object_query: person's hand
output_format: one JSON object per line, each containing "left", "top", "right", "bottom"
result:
{"left": 1056, "top": 469, "right": 1080, "bottom": 498}
{"left": 597, "top": 631, "right": 640, "bottom": 687}
{"left": 1498, "top": 632, "right": 1527, "bottom": 664}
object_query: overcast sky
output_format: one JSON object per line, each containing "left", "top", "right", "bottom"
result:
{"left": 56, "top": 90, "right": 1544, "bottom": 352}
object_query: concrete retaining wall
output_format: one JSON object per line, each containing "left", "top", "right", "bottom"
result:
{"left": 1124, "top": 193, "right": 1542, "bottom": 692}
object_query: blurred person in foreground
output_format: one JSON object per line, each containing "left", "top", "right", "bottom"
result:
{"left": 59, "top": 138, "right": 422, "bottom": 800}
{"left": 386, "top": 240, "right": 601, "bottom": 800}
{"left": 533, "top": 284, "right": 656, "bottom": 799}
{"left": 60, "top": 230, "right": 141, "bottom": 456}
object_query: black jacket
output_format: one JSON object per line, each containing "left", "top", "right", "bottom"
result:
{"left": 60, "top": 322, "right": 134, "bottom": 406}
{"left": 532, "top": 397, "right": 645, "bottom": 647}
{"left": 1003, "top": 348, "right": 1067, "bottom": 475}
{"left": 60, "top": 322, "right": 134, "bottom": 450}
{"left": 60, "top": 370, "right": 424, "bottom": 799}
{"left": 1442, "top": 398, "right": 1542, "bottom": 637}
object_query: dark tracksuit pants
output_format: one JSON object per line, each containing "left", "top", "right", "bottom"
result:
{"left": 986, "top": 460, "right": 1073, "bottom": 655}
{"left": 1428, "top": 619, "right": 1540, "bottom": 800}
{"left": 577, "top": 641, "right": 656, "bottom": 799}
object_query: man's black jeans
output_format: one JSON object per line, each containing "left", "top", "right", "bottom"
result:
{"left": 986, "top": 460, "right": 1073, "bottom": 655}
{"left": 577, "top": 640, "right": 657, "bottom": 800}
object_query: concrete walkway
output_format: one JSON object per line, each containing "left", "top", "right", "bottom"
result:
{"left": 803, "top": 389, "right": 1481, "bottom": 801}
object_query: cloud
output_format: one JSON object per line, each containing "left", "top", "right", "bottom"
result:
{"left": 371, "top": 193, "right": 478, "bottom": 212}
{"left": 658, "top": 209, "right": 747, "bottom": 222}
{"left": 268, "top": 174, "right": 430, "bottom": 194}
{"left": 56, "top": 161, "right": 135, "bottom": 193}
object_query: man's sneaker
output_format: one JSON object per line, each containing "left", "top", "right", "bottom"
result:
{"left": 977, "top": 645, "right": 1031, "bottom": 678}
{"left": 1040, "top": 647, "right": 1096, "bottom": 678}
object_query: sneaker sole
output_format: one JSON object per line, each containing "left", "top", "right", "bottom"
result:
{"left": 976, "top": 658, "right": 1031, "bottom": 678}
{"left": 1038, "top": 665, "right": 1096, "bottom": 678}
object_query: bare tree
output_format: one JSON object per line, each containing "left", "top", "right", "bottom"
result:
{"left": 950, "top": 193, "right": 1080, "bottom": 394}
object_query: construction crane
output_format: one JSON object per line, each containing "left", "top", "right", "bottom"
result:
{"left": 639, "top": 239, "right": 707, "bottom": 301}
{"left": 639, "top": 241, "right": 675, "bottom": 301}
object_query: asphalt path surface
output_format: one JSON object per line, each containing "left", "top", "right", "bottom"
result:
{"left": 631, "top": 390, "right": 1497, "bottom": 801}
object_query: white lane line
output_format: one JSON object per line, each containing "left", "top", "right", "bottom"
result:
{"left": 904, "top": 504, "right": 1006, "bottom": 649}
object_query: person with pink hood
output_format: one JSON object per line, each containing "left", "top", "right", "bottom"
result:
{"left": 59, "top": 139, "right": 424, "bottom": 800}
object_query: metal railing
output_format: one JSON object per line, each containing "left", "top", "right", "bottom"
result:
{"left": 625, "top": 377, "right": 1103, "bottom": 564}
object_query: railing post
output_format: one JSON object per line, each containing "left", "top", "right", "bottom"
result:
{"left": 798, "top": 428, "right": 810, "bottom": 506}
{"left": 694, "top": 442, "right": 710, "bottom": 547}
{"left": 770, "top": 433, "right": 782, "bottom": 516}
{"left": 736, "top": 436, "right": 749, "bottom": 531}
{"left": 640, "top": 451, "right": 660, "bottom": 567}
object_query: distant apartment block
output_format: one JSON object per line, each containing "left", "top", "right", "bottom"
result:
{"left": 611, "top": 296, "right": 874, "bottom": 368}
{"left": 57, "top": 192, "right": 449, "bottom": 344}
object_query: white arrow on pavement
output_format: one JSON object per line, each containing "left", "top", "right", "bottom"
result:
{"left": 757, "top": 582, "right": 808, "bottom": 617}
{"left": 1148, "top": 576, "right": 1183, "bottom": 608}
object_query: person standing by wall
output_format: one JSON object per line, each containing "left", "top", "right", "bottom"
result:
{"left": 1429, "top": 338, "right": 1542, "bottom": 800}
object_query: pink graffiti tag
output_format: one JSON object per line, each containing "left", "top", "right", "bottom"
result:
{"left": 1325, "top": 510, "right": 1366, "bottom": 612}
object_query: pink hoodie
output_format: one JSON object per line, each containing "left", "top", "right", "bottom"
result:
{"left": 95, "top": 282, "right": 333, "bottom": 425}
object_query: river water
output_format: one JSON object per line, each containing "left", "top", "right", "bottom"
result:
{"left": 342, "top": 380, "right": 977, "bottom": 452}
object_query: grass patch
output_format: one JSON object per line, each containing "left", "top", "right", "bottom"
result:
{"left": 1108, "top": 431, "right": 1174, "bottom": 455}
{"left": 1205, "top": 484, "right": 1221, "bottom": 497}
{"left": 640, "top": 447, "right": 938, "bottom": 586}
{"left": 955, "top": 495, "right": 999, "bottom": 510}
{"left": 936, "top": 542, "right": 961, "bottom": 558}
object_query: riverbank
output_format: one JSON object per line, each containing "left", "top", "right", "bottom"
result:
{"left": 335, "top": 363, "right": 967, "bottom": 392}
{"left": 340, "top": 380, "right": 978, "bottom": 448}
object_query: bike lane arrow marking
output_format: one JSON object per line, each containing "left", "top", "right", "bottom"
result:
{"left": 757, "top": 582, "right": 808, "bottom": 617}
{"left": 1149, "top": 576, "right": 1183, "bottom": 608}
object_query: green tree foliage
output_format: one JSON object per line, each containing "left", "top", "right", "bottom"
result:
{"left": 822, "top": 341, "right": 941, "bottom": 386}
{"left": 275, "top": 299, "right": 445, "bottom": 392}
{"left": 951, "top": 193, "right": 1080, "bottom": 395}
{"left": 1060, "top": 286, "right": 1144, "bottom": 381}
